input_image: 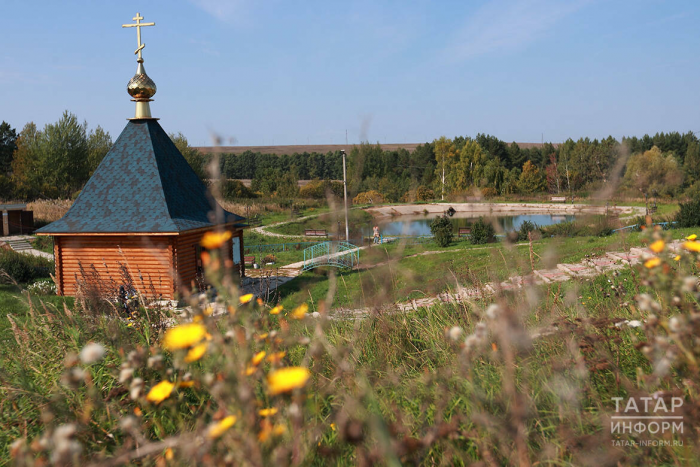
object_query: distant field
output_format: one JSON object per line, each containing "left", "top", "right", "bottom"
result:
{"left": 196, "top": 141, "right": 558, "bottom": 155}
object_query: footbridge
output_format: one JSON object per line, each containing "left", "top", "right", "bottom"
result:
{"left": 302, "top": 241, "right": 359, "bottom": 271}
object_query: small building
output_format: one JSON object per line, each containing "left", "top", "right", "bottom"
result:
{"left": 36, "top": 13, "right": 246, "bottom": 299}
{"left": 0, "top": 204, "right": 34, "bottom": 236}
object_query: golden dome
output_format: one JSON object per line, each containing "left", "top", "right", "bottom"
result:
{"left": 127, "top": 60, "right": 156, "bottom": 100}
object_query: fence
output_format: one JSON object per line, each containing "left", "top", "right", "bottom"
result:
{"left": 244, "top": 241, "right": 323, "bottom": 254}
{"left": 612, "top": 221, "right": 677, "bottom": 233}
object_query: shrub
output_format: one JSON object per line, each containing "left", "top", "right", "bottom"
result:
{"left": 430, "top": 215, "right": 454, "bottom": 247}
{"left": 353, "top": 190, "right": 384, "bottom": 205}
{"left": 470, "top": 217, "right": 495, "bottom": 244}
{"left": 683, "top": 181, "right": 700, "bottom": 200}
{"left": 517, "top": 220, "right": 539, "bottom": 242}
{"left": 0, "top": 249, "right": 54, "bottom": 283}
{"left": 31, "top": 236, "right": 54, "bottom": 253}
{"left": 416, "top": 186, "right": 434, "bottom": 201}
{"left": 262, "top": 254, "right": 276, "bottom": 264}
{"left": 481, "top": 187, "right": 498, "bottom": 198}
{"left": 676, "top": 198, "right": 700, "bottom": 228}
{"left": 221, "top": 180, "right": 257, "bottom": 200}
{"left": 298, "top": 180, "right": 344, "bottom": 199}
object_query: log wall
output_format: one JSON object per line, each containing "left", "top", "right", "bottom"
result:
{"left": 56, "top": 236, "right": 175, "bottom": 299}
{"left": 54, "top": 228, "right": 244, "bottom": 299}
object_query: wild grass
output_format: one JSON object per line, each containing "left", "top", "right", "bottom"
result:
{"left": 1, "top": 206, "right": 699, "bottom": 464}
{"left": 27, "top": 199, "right": 72, "bottom": 226}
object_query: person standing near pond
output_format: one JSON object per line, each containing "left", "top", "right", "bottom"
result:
{"left": 373, "top": 225, "right": 380, "bottom": 244}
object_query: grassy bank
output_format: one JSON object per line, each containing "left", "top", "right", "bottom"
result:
{"left": 273, "top": 227, "right": 699, "bottom": 311}
{"left": 2, "top": 224, "right": 699, "bottom": 464}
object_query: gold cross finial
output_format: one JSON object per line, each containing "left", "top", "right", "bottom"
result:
{"left": 122, "top": 12, "right": 155, "bottom": 60}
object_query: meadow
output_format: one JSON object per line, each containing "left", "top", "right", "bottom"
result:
{"left": 1, "top": 208, "right": 699, "bottom": 464}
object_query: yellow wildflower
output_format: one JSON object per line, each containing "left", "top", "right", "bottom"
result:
{"left": 162, "top": 323, "right": 207, "bottom": 351}
{"left": 267, "top": 367, "right": 311, "bottom": 395}
{"left": 683, "top": 241, "right": 700, "bottom": 252}
{"left": 239, "top": 293, "right": 254, "bottom": 304}
{"left": 674, "top": 255, "right": 681, "bottom": 261}
{"left": 203, "top": 306, "right": 213, "bottom": 316}
{"left": 330, "top": 423, "right": 336, "bottom": 431}
{"left": 256, "top": 333, "right": 269, "bottom": 340}
{"left": 257, "top": 298, "right": 264, "bottom": 306}
{"left": 272, "top": 424, "right": 286, "bottom": 436}
{"left": 267, "top": 351, "right": 286, "bottom": 363}
{"left": 146, "top": 381, "right": 174, "bottom": 404}
{"left": 178, "top": 381, "right": 195, "bottom": 388}
{"left": 184, "top": 343, "right": 208, "bottom": 363}
{"left": 258, "top": 407, "right": 278, "bottom": 417}
{"left": 201, "top": 230, "right": 232, "bottom": 249}
{"left": 245, "top": 366, "right": 256, "bottom": 376}
{"left": 290, "top": 304, "right": 308, "bottom": 320}
{"left": 687, "top": 234, "right": 697, "bottom": 241}
{"left": 644, "top": 257, "right": 662, "bottom": 268}
{"left": 208, "top": 415, "right": 237, "bottom": 439}
{"left": 270, "top": 305, "right": 283, "bottom": 315}
{"left": 164, "top": 448, "right": 174, "bottom": 460}
{"left": 252, "top": 351, "right": 266, "bottom": 366}
{"left": 649, "top": 239, "right": 665, "bottom": 253}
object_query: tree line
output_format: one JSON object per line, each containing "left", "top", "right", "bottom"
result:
{"left": 1, "top": 112, "right": 699, "bottom": 202}
{"left": 0, "top": 113, "right": 205, "bottom": 200}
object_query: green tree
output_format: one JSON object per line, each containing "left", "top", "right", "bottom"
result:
{"left": 518, "top": 161, "right": 546, "bottom": 194}
{"left": 87, "top": 126, "right": 112, "bottom": 176}
{"left": 623, "top": 146, "right": 683, "bottom": 196}
{"left": 430, "top": 215, "right": 453, "bottom": 247}
{"left": 433, "top": 137, "right": 457, "bottom": 199}
{"left": 36, "top": 111, "right": 90, "bottom": 198}
{"left": 276, "top": 172, "right": 299, "bottom": 198}
{"left": 684, "top": 140, "right": 700, "bottom": 185}
{"left": 10, "top": 122, "right": 41, "bottom": 199}
{"left": 0, "top": 121, "right": 18, "bottom": 175}
{"left": 171, "top": 132, "right": 207, "bottom": 181}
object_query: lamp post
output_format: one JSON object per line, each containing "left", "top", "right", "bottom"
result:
{"left": 341, "top": 150, "right": 349, "bottom": 242}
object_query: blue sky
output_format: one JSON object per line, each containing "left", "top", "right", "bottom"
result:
{"left": 2, "top": 0, "right": 700, "bottom": 146}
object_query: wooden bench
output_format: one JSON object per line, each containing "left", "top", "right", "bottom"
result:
{"left": 247, "top": 215, "right": 262, "bottom": 227}
{"left": 458, "top": 227, "right": 471, "bottom": 238}
{"left": 550, "top": 196, "right": 567, "bottom": 203}
{"left": 304, "top": 229, "right": 327, "bottom": 237}
{"left": 244, "top": 255, "right": 255, "bottom": 266}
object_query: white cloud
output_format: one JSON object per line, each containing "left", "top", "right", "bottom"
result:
{"left": 444, "top": 0, "right": 590, "bottom": 61}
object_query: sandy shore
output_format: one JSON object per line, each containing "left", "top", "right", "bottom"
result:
{"left": 365, "top": 202, "right": 645, "bottom": 218}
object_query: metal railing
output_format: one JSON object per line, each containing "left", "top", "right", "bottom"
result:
{"left": 244, "top": 241, "right": 323, "bottom": 254}
{"left": 612, "top": 221, "right": 677, "bottom": 233}
{"left": 303, "top": 241, "right": 359, "bottom": 271}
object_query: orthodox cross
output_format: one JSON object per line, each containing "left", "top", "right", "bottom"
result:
{"left": 122, "top": 13, "right": 155, "bottom": 60}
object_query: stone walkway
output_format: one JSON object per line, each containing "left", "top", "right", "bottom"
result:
{"left": 327, "top": 240, "right": 683, "bottom": 318}
{"left": 0, "top": 235, "right": 54, "bottom": 260}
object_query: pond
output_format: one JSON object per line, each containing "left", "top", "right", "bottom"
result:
{"left": 364, "top": 213, "right": 576, "bottom": 237}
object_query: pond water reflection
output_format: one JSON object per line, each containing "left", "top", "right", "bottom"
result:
{"left": 364, "top": 213, "right": 576, "bottom": 237}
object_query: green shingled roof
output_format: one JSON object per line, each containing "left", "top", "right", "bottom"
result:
{"left": 36, "top": 119, "right": 244, "bottom": 234}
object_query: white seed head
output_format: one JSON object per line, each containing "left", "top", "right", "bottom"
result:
{"left": 669, "top": 316, "right": 682, "bottom": 333}
{"left": 79, "top": 343, "right": 105, "bottom": 365}
{"left": 447, "top": 326, "right": 464, "bottom": 341}
{"left": 118, "top": 368, "right": 134, "bottom": 384}
{"left": 486, "top": 304, "right": 501, "bottom": 320}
